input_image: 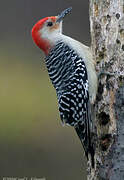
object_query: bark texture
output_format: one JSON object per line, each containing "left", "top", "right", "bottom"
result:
{"left": 88, "top": 0, "right": 124, "bottom": 179}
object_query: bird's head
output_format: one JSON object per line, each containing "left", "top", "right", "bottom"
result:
{"left": 31, "top": 7, "right": 72, "bottom": 55}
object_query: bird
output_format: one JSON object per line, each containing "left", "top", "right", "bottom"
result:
{"left": 31, "top": 7, "right": 97, "bottom": 167}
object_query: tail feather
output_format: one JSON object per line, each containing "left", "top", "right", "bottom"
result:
{"left": 75, "top": 123, "right": 94, "bottom": 168}
{"left": 74, "top": 101, "right": 95, "bottom": 168}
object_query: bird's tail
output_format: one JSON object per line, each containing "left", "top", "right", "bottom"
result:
{"left": 74, "top": 102, "right": 95, "bottom": 168}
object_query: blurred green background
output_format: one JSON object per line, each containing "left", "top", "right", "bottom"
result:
{"left": 0, "top": 0, "right": 90, "bottom": 179}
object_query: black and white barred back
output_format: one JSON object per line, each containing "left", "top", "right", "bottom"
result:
{"left": 45, "top": 41, "right": 94, "bottom": 166}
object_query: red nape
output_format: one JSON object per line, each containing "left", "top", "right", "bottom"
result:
{"left": 31, "top": 17, "right": 49, "bottom": 54}
{"left": 31, "top": 16, "right": 56, "bottom": 55}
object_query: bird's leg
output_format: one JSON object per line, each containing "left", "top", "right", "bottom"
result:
{"left": 97, "top": 71, "right": 116, "bottom": 79}
{"left": 97, "top": 70, "right": 124, "bottom": 79}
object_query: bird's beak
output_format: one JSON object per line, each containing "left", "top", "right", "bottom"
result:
{"left": 56, "top": 7, "right": 72, "bottom": 23}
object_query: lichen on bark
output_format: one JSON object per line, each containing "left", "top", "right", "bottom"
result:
{"left": 88, "top": 0, "right": 124, "bottom": 179}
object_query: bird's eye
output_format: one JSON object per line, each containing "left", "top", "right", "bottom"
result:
{"left": 47, "top": 22, "right": 53, "bottom": 27}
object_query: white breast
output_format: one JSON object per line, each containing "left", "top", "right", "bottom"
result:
{"left": 61, "top": 35, "right": 98, "bottom": 104}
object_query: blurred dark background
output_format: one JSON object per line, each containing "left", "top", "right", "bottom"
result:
{"left": 0, "top": 0, "right": 90, "bottom": 179}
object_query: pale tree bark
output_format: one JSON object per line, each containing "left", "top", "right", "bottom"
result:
{"left": 88, "top": 0, "right": 124, "bottom": 179}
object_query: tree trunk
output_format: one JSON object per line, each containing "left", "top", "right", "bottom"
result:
{"left": 88, "top": 0, "right": 124, "bottom": 179}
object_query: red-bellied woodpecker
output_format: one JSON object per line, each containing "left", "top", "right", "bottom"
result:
{"left": 31, "top": 7, "right": 97, "bottom": 167}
